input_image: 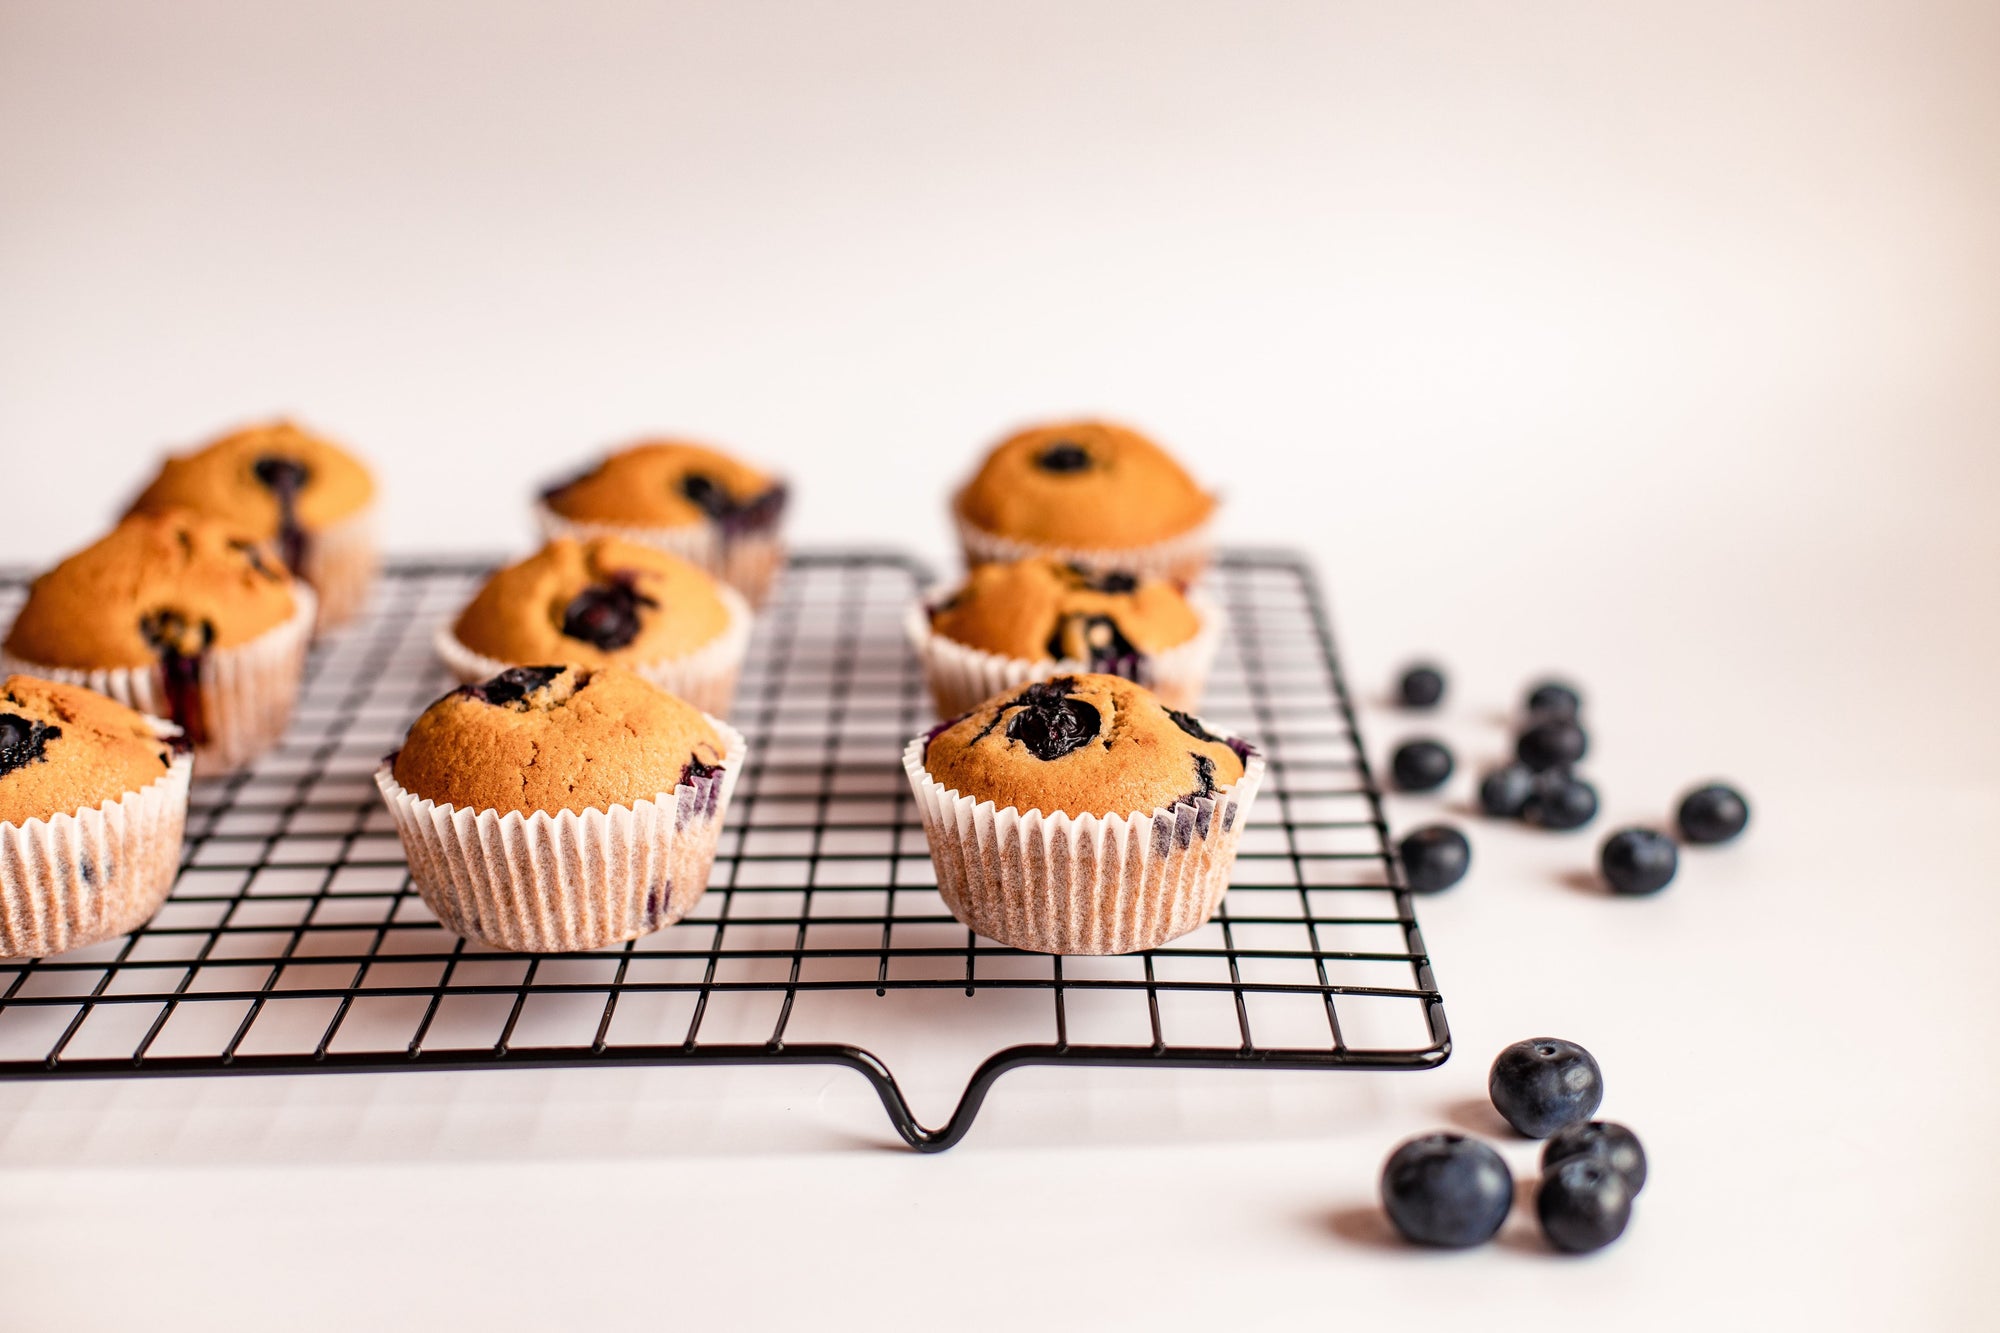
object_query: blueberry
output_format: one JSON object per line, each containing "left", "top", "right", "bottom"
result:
{"left": 1067, "top": 565, "right": 1137, "bottom": 594}
{"left": 1390, "top": 739, "right": 1454, "bottom": 792}
{"left": 1002, "top": 681, "right": 1101, "bottom": 760}
{"left": 1398, "top": 825, "right": 1471, "bottom": 892}
{"left": 1046, "top": 613, "right": 1139, "bottom": 671}
{"left": 139, "top": 609, "right": 216, "bottom": 659}
{"left": 1397, "top": 663, "right": 1446, "bottom": 709}
{"left": 1600, "top": 827, "right": 1678, "bottom": 894}
{"left": 465, "top": 665, "right": 566, "bottom": 708}
{"left": 251, "top": 454, "right": 310, "bottom": 498}
{"left": 1542, "top": 1120, "right": 1647, "bottom": 1195}
{"left": 1489, "top": 1037, "right": 1604, "bottom": 1138}
{"left": 1536, "top": 1156, "right": 1634, "bottom": 1253}
{"left": 678, "top": 472, "right": 734, "bottom": 520}
{"left": 1478, "top": 763, "right": 1536, "bottom": 818}
{"left": 1035, "top": 442, "right": 1092, "bottom": 473}
{"left": 560, "top": 579, "right": 657, "bottom": 651}
{"left": 1379, "top": 1132, "right": 1514, "bottom": 1248}
{"left": 1676, "top": 783, "right": 1750, "bottom": 845}
{"left": 0, "top": 712, "right": 59, "bottom": 778}
{"left": 1521, "top": 772, "right": 1598, "bottom": 831}
{"left": 1165, "top": 708, "right": 1225, "bottom": 744}
{"left": 1517, "top": 718, "right": 1587, "bottom": 771}
{"left": 1526, "top": 679, "right": 1582, "bottom": 720}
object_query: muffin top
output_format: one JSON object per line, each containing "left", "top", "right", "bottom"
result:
{"left": 129, "top": 419, "right": 376, "bottom": 537}
{"left": 930, "top": 556, "right": 1202, "bottom": 666}
{"left": 392, "top": 665, "right": 726, "bottom": 816}
{"left": 954, "top": 420, "right": 1215, "bottom": 550}
{"left": 0, "top": 675, "right": 182, "bottom": 826}
{"left": 922, "top": 674, "right": 1246, "bottom": 818}
{"left": 542, "top": 439, "right": 786, "bottom": 532}
{"left": 4, "top": 512, "right": 298, "bottom": 669}
{"left": 453, "top": 538, "right": 732, "bottom": 666}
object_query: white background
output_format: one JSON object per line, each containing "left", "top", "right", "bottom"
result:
{"left": 1, "top": 2, "right": 1996, "bottom": 1329}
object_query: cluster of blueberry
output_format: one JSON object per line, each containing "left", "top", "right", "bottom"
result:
{"left": 1382, "top": 1037, "right": 1645, "bottom": 1254}
{"left": 1384, "top": 663, "right": 1751, "bottom": 896}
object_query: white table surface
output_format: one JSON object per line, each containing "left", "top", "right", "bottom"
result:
{"left": 1, "top": 2, "right": 1996, "bottom": 1328}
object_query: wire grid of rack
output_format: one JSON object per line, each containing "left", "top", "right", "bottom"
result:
{"left": 0, "top": 551, "right": 1448, "bottom": 1151}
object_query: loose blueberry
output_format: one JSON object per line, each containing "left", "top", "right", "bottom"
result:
{"left": 1676, "top": 783, "right": 1750, "bottom": 845}
{"left": 1489, "top": 1037, "right": 1604, "bottom": 1138}
{"left": 1478, "top": 763, "right": 1536, "bottom": 818}
{"left": 1398, "top": 825, "right": 1471, "bottom": 892}
{"left": 0, "top": 712, "right": 60, "bottom": 779}
{"left": 560, "top": 579, "right": 657, "bottom": 651}
{"left": 1380, "top": 1132, "right": 1514, "bottom": 1248}
{"left": 1600, "top": 827, "right": 1678, "bottom": 894}
{"left": 1390, "top": 739, "right": 1454, "bottom": 792}
{"left": 1542, "top": 1120, "right": 1648, "bottom": 1195}
{"left": 1537, "top": 1156, "right": 1634, "bottom": 1253}
{"left": 1521, "top": 772, "right": 1598, "bottom": 831}
{"left": 466, "top": 665, "right": 566, "bottom": 708}
{"left": 1397, "top": 663, "right": 1446, "bottom": 709}
{"left": 1517, "top": 718, "right": 1587, "bottom": 771}
{"left": 1526, "top": 679, "right": 1582, "bottom": 720}
{"left": 1035, "top": 442, "right": 1092, "bottom": 473}
{"left": 1003, "top": 681, "right": 1101, "bottom": 760}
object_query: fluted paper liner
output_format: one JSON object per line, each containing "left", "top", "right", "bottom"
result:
{"left": 533, "top": 500, "right": 788, "bottom": 609}
{"left": 952, "top": 498, "right": 1216, "bottom": 588}
{"left": 0, "top": 740, "right": 193, "bottom": 959}
{"left": 434, "top": 581, "right": 753, "bottom": 717}
{"left": 903, "top": 735, "right": 1265, "bottom": 955}
{"left": 302, "top": 505, "right": 380, "bottom": 631}
{"left": 906, "top": 588, "right": 1223, "bottom": 718}
{"left": 2, "top": 583, "right": 316, "bottom": 778}
{"left": 376, "top": 717, "right": 747, "bottom": 953}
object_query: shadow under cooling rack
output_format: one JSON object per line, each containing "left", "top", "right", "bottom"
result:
{"left": 0, "top": 550, "right": 1450, "bottom": 1151}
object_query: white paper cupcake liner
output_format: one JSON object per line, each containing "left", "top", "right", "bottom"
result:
{"left": 375, "top": 717, "right": 747, "bottom": 953}
{"left": 0, "top": 741, "right": 193, "bottom": 959}
{"left": 533, "top": 500, "right": 788, "bottom": 609}
{"left": 434, "top": 581, "right": 753, "bottom": 718}
{"left": 952, "top": 501, "right": 1216, "bottom": 588}
{"left": 906, "top": 588, "right": 1223, "bottom": 718}
{"left": 1, "top": 583, "right": 316, "bottom": 778}
{"left": 902, "top": 734, "right": 1265, "bottom": 955}
{"left": 301, "top": 505, "right": 379, "bottom": 632}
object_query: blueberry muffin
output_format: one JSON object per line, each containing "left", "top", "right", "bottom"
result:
{"left": 912, "top": 556, "right": 1219, "bottom": 715}
{"left": 0, "top": 675, "right": 193, "bottom": 958}
{"left": 437, "top": 537, "right": 750, "bottom": 716}
{"left": 128, "top": 419, "right": 378, "bottom": 629}
{"left": 537, "top": 439, "right": 789, "bottom": 607}
{"left": 904, "top": 674, "right": 1263, "bottom": 954}
{"left": 377, "top": 665, "right": 746, "bottom": 952}
{"left": 953, "top": 420, "right": 1217, "bottom": 585}
{"left": 1, "top": 512, "right": 314, "bottom": 775}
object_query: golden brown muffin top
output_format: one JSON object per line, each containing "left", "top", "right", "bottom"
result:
{"left": 392, "top": 665, "right": 726, "bottom": 817}
{"left": 129, "top": 419, "right": 376, "bottom": 536}
{"left": 930, "top": 556, "right": 1201, "bottom": 665}
{"left": 542, "top": 439, "right": 785, "bottom": 530}
{"left": 4, "top": 512, "right": 298, "bottom": 669}
{"left": 954, "top": 420, "right": 1216, "bottom": 550}
{"left": 922, "top": 674, "right": 1246, "bottom": 818}
{"left": 452, "top": 538, "right": 732, "bottom": 667}
{"left": 0, "top": 675, "right": 181, "bottom": 826}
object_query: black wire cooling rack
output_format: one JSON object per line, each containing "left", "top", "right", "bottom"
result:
{"left": 0, "top": 551, "right": 1448, "bottom": 1150}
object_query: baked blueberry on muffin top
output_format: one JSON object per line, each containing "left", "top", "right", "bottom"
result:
{"left": 128, "top": 419, "right": 375, "bottom": 577}
{"left": 0, "top": 675, "right": 182, "bottom": 826}
{"left": 451, "top": 538, "right": 732, "bottom": 666}
{"left": 392, "top": 665, "right": 726, "bottom": 817}
{"left": 541, "top": 440, "right": 786, "bottom": 535}
{"left": 930, "top": 556, "right": 1202, "bottom": 671}
{"left": 922, "top": 673, "right": 1248, "bottom": 818}
{"left": 954, "top": 420, "right": 1216, "bottom": 553}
